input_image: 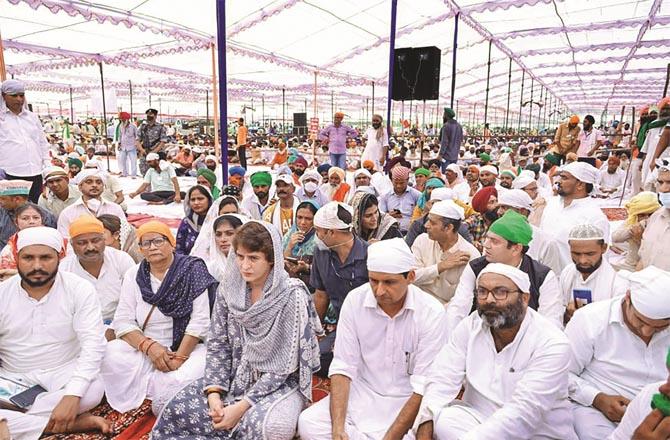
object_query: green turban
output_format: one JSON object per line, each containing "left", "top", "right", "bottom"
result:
{"left": 489, "top": 210, "right": 533, "bottom": 246}
{"left": 444, "top": 108, "right": 456, "bottom": 118}
{"left": 414, "top": 167, "right": 430, "bottom": 177}
{"left": 250, "top": 171, "right": 272, "bottom": 187}
{"left": 67, "top": 158, "right": 83, "bottom": 168}
{"left": 197, "top": 168, "right": 217, "bottom": 188}
{"left": 525, "top": 163, "right": 541, "bottom": 174}
{"left": 545, "top": 153, "right": 560, "bottom": 166}
{"left": 479, "top": 153, "right": 491, "bottom": 163}
{"left": 287, "top": 155, "right": 298, "bottom": 164}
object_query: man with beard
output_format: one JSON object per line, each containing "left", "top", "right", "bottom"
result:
{"left": 577, "top": 115, "right": 605, "bottom": 158}
{"left": 539, "top": 161, "right": 610, "bottom": 265}
{"left": 597, "top": 155, "right": 626, "bottom": 198}
{"left": 565, "top": 266, "right": 670, "bottom": 440}
{"left": 129, "top": 152, "right": 184, "bottom": 206}
{"left": 241, "top": 171, "right": 273, "bottom": 220}
{"left": 60, "top": 216, "right": 135, "bottom": 340}
{"left": 291, "top": 156, "right": 308, "bottom": 186}
{"left": 360, "top": 114, "right": 389, "bottom": 171}
{"left": 0, "top": 227, "right": 109, "bottom": 439}
{"left": 498, "top": 169, "right": 516, "bottom": 190}
{"left": 553, "top": 115, "right": 581, "bottom": 164}
{"left": 379, "top": 166, "right": 421, "bottom": 234}
{"left": 447, "top": 210, "right": 564, "bottom": 332}
{"left": 415, "top": 263, "right": 576, "bottom": 439}
{"left": 560, "top": 224, "right": 627, "bottom": 323}
{"left": 479, "top": 164, "right": 498, "bottom": 188}
{"left": 262, "top": 174, "right": 299, "bottom": 236}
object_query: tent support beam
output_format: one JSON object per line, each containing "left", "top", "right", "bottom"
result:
{"left": 386, "top": 0, "right": 398, "bottom": 147}
{"left": 215, "top": 0, "right": 228, "bottom": 184}
{"left": 504, "top": 57, "right": 511, "bottom": 133}
{"left": 483, "top": 39, "right": 492, "bottom": 132}
{"left": 98, "top": 62, "right": 110, "bottom": 172}
{"left": 518, "top": 70, "right": 525, "bottom": 133}
{"left": 450, "top": 13, "right": 459, "bottom": 109}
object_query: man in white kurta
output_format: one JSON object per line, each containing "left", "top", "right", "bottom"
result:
{"left": 57, "top": 169, "right": 126, "bottom": 239}
{"left": 565, "top": 266, "right": 670, "bottom": 440}
{"left": 608, "top": 378, "right": 668, "bottom": 440}
{"left": 298, "top": 238, "right": 446, "bottom": 440}
{"left": 446, "top": 210, "right": 565, "bottom": 332}
{"left": 539, "top": 161, "right": 610, "bottom": 265}
{"left": 560, "top": 223, "right": 627, "bottom": 318}
{"left": 361, "top": 115, "right": 389, "bottom": 171}
{"left": 598, "top": 156, "right": 627, "bottom": 199}
{"left": 60, "top": 215, "right": 135, "bottom": 329}
{"left": 0, "top": 227, "right": 107, "bottom": 440}
{"left": 412, "top": 200, "right": 480, "bottom": 303}
{"left": 415, "top": 264, "right": 577, "bottom": 440}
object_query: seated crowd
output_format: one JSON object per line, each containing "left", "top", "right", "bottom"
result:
{"left": 2, "top": 97, "right": 670, "bottom": 440}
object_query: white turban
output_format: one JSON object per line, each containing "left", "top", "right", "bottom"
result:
{"left": 561, "top": 161, "right": 599, "bottom": 185}
{"left": 1, "top": 79, "right": 25, "bottom": 95}
{"left": 75, "top": 168, "right": 106, "bottom": 185}
{"left": 206, "top": 155, "right": 218, "bottom": 162}
{"left": 17, "top": 227, "right": 63, "bottom": 253}
{"left": 430, "top": 187, "right": 454, "bottom": 201}
{"left": 300, "top": 169, "right": 321, "bottom": 184}
{"left": 568, "top": 223, "right": 605, "bottom": 241}
{"left": 624, "top": 266, "right": 670, "bottom": 319}
{"left": 430, "top": 200, "right": 464, "bottom": 220}
{"left": 511, "top": 174, "right": 535, "bottom": 190}
{"left": 146, "top": 152, "right": 160, "bottom": 161}
{"left": 367, "top": 238, "right": 416, "bottom": 273}
{"left": 498, "top": 189, "right": 533, "bottom": 211}
{"left": 314, "top": 201, "right": 353, "bottom": 230}
{"left": 353, "top": 168, "right": 372, "bottom": 179}
{"left": 480, "top": 165, "right": 499, "bottom": 175}
{"left": 477, "top": 263, "right": 531, "bottom": 293}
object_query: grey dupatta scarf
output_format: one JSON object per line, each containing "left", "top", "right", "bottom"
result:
{"left": 221, "top": 220, "right": 323, "bottom": 401}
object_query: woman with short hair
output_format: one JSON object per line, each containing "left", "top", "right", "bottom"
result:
{"left": 152, "top": 221, "right": 322, "bottom": 439}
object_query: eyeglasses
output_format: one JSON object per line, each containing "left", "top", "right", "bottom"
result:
{"left": 475, "top": 286, "right": 519, "bottom": 301}
{"left": 139, "top": 236, "right": 168, "bottom": 249}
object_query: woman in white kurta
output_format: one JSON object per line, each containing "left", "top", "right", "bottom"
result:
{"left": 101, "top": 220, "right": 218, "bottom": 414}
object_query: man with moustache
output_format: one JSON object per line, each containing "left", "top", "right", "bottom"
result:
{"left": 60, "top": 216, "right": 135, "bottom": 340}
{"left": 262, "top": 174, "right": 300, "bottom": 236}
{"left": 415, "top": 263, "right": 577, "bottom": 439}
{"left": 241, "top": 171, "right": 273, "bottom": 220}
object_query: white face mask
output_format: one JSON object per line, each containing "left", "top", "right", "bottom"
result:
{"left": 304, "top": 181, "right": 318, "bottom": 193}
{"left": 659, "top": 192, "right": 670, "bottom": 208}
{"left": 313, "top": 234, "right": 329, "bottom": 251}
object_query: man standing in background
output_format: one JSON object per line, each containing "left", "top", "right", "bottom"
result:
{"left": 236, "top": 117, "right": 248, "bottom": 169}
{"left": 319, "top": 112, "right": 358, "bottom": 169}
{"left": 438, "top": 108, "right": 463, "bottom": 173}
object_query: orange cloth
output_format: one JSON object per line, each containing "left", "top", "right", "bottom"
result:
{"left": 270, "top": 150, "right": 288, "bottom": 166}
{"left": 237, "top": 125, "right": 248, "bottom": 146}
{"left": 332, "top": 183, "right": 351, "bottom": 202}
{"left": 69, "top": 215, "right": 105, "bottom": 238}
{"left": 137, "top": 220, "right": 176, "bottom": 246}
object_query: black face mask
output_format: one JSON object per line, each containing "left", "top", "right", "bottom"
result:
{"left": 484, "top": 210, "right": 499, "bottom": 223}
{"left": 294, "top": 168, "right": 305, "bottom": 176}
{"left": 372, "top": 122, "right": 381, "bottom": 129}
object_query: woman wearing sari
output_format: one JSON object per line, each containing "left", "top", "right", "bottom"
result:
{"left": 351, "top": 192, "right": 402, "bottom": 243}
{"left": 101, "top": 221, "right": 218, "bottom": 414}
{"left": 282, "top": 201, "right": 318, "bottom": 286}
{"left": 176, "top": 185, "right": 214, "bottom": 255}
{"left": 152, "top": 221, "right": 322, "bottom": 439}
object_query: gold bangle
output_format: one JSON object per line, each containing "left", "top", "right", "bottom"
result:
{"left": 204, "top": 388, "right": 223, "bottom": 397}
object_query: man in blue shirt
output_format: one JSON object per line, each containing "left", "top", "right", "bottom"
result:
{"left": 438, "top": 108, "right": 463, "bottom": 172}
{"left": 310, "top": 201, "right": 368, "bottom": 377}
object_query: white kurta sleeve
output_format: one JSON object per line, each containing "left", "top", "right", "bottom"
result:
{"left": 608, "top": 382, "right": 658, "bottom": 440}
{"left": 537, "top": 270, "right": 565, "bottom": 329}
{"left": 462, "top": 337, "right": 572, "bottom": 439}
{"left": 113, "top": 269, "right": 142, "bottom": 338}
{"left": 564, "top": 308, "right": 601, "bottom": 406}
{"left": 65, "top": 283, "right": 106, "bottom": 396}
{"left": 328, "top": 292, "right": 363, "bottom": 381}
{"left": 445, "top": 264, "right": 476, "bottom": 333}
{"left": 409, "top": 304, "right": 447, "bottom": 396}
{"left": 416, "top": 317, "right": 469, "bottom": 425}
{"left": 184, "top": 291, "right": 211, "bottom": 340}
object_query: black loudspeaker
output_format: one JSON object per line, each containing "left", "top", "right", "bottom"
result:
{"left": 392, "top": 46, "right": 441, "bottom": 101}
{"left": 293, "top": 112, "right": 307, "bottom": 127}
{"left": 292, "top": 127, "right": 308, "bottom": 136}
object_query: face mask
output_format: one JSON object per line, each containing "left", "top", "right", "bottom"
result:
{"left": 659, "top": 192, "right": 670, "bottom": 208}
{"left": 304, "top": 181, "right": 318, "bottom": 193}
{"left": 314, "top": 234, "right": 329, "bottom": 251}
{"left": 372, "top": 122, "right": 381, "bottom": 129}
{"left": 86, "top": 198, "right": 101, "bottom": 211}
{"left": 294, "top": 168, "right": 305, "bottom": 176}
{"left": 484, "top": 210, "right": 499, "bottom": 223}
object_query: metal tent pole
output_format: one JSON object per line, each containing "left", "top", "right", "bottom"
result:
{"left": 386, "top": 0, "right": 398, "bottom": 143}
{"left": 98, "top": 62, "right": 110, "bottom": 171}
{"left": 215, "top": 0, "right": 229, "bottom": 184}
{"left": 483, "top": 40, "right": 492, "bottom": 130}
{"left": 450, "top": 13, "right": 459, "bottom": 109}
{"left": 504, "top": 57, "right": 511, "bottom": 133}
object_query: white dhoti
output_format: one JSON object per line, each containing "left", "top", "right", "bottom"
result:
{"left": 0, "top": 365, "right": 104, "bottom": 440}
{"left": 433, "top": 401, "right": 484, "bottom": 439}
{"left": 571, "top": 403, "right": 617, "bottom": 440}
{"left": 100, "top": 340, "right": 206, "bottom": 414}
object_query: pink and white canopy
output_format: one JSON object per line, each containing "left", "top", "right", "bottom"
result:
{"left": 1, "top": 0, "right": 668, "bottom": 126}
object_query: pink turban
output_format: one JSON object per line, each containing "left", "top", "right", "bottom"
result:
{"left": 391, "top": 166, "right": 411, "bottom": 180}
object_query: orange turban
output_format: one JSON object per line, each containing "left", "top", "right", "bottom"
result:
{"left": 69, "top": 215, "right": 105, "bottom": 239}
{"left": 362, "top": 160, "right": 375, "bottom": 170}
{"left": 658, "top": 96, "right": 670, "bottom": 110}
{"left": 137, "top": 220, "right": 176, "bottom": 246}
{"left": 334, "top": 112, "right": 345, "bottom": 119}
{"left": 569, "top": 115, "right": 580, "bottom": 124}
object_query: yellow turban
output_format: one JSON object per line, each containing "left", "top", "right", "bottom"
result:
{"left": 69, "top": 215, "right": 104, "bottom": 239}
{"left": 137, "top": 220, "right": 176, "bottom": 246}
{"left": 625, "top": 191, "right": 661, "bottom": 226}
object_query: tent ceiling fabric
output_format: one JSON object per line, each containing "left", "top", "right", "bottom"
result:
{"left": 1, "top": 0, "right": 668, "bottom": 120}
